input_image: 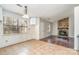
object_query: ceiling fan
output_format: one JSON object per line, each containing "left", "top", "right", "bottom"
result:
{"left": 16, "top": 4, "right": 29, "bottom": 18}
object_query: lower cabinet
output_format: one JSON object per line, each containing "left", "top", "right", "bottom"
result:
{"left": 0, "top": 34, "right": 32, "bottom": 48}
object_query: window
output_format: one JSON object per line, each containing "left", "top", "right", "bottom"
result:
{"left": 30, "top": 17, "right": 36, "bottom": 25}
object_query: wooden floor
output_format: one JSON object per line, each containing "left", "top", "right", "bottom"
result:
{"left": 40, "top": 36, "right": 74, "bottom": 49}
{"left": 0, "top": 39, "right": 78, "bottom": 55}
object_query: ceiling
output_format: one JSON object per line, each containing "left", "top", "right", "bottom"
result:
{"left": 0, "top": 4, "right": 79, "bottom": 22}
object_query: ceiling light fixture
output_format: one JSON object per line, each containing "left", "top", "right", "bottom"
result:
{"left": 22, "top": 14, "right": 29, "bottom": 18}
{"left": 22, "top": 6, "right": 29, "bottom": 19}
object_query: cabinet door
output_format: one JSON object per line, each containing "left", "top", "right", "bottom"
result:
{"left": 0, "top": 36, "right": 6, "bottom": 48}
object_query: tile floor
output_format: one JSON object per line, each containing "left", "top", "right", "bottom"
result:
{"left": 0, "top": 39, "right": 78, "bottom": 55}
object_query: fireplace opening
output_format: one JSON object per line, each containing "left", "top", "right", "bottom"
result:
{"left": 58, "top": 29, "right": 69, "bottom": 40}
{"left": 58, "top": 30, "right": 68, "bottom": 36}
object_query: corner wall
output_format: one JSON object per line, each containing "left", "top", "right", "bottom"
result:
{"left": 69, "top": 14, "right": 74, "bottom": 37}
{"left": 52, "top": 21, "right": 58, "bottom": 36}
{"left": 39, "top": 19, "right": 53, "bottom": 39}
{"left": 74, "top": 6, "right": 79, "bottom": 50}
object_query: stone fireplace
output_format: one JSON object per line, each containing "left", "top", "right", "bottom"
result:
{"left": 58, "top": 17, "right": 69, "bottom": 37}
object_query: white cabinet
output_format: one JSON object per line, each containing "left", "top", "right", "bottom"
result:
{"left": 0, "top": 34, "right": 32, "bottom": 48}
{"left": 0, "top": 7, "right": 3, "bottom": 35}
{"left": 0, "top": 36, "right": 6, "bottom": 48}
{"left": 0, "top": 7, "right": 35, "bottom": 48}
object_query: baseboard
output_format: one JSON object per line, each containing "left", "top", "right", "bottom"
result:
{"left": 40, "top": 35, "right": 53, "bottom": 40}
{"left": 52, "top": 35, "right": 74, "bottom": 39}
{"left": 0, "top": 39, "right": 33, "bottom": 48}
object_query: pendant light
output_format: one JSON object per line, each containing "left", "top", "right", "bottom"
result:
{"left": 22, "top": 6, "right": 29, "bottom": 18}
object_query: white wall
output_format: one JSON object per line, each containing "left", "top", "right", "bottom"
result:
{"left": 39, "top": 19, "right": 53, "bottom": 39}
{"left": 69, "top": 14, "right": 74, "bottom": 37}
{"left": 52, "top": 21, "right": 58, "bottom": 36}
{"left": 74, "top": 6, "right": 79, "bottom": 50}
{"left": 34, "top": 17, "right": 40, "bottom": 40}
